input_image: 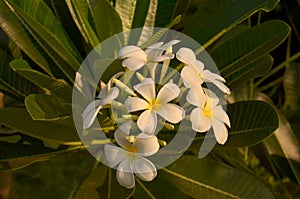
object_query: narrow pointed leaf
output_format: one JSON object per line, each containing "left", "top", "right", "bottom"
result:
{"left": 25, "top": 94, "right": 72, "bottom": 121}
{"left": 0, "top": 108, "right": 81, "bottom": 144}
{"left": 0, "top": 0, "right": 52, "bottom": 75}
{"left": 10, "top": 59, "right": 73, "bottom": 102}
{"left": 0, "top": 49, "right": 36, "bottom": 99}
{"left": 6, "top": 0, "right": 81, "bottom": 70}
{"left": 92, "top": 0, "right": 123, "bottom": 42}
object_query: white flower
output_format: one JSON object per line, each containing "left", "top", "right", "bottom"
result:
{"left": 82, "top": 85, "right": 119, "bottom": 129}
{"left": 187, "top": 87, "right": 231, "bottom": 144}
{"left": 125, "top": 78, "right": 185, "bottom": 134}
{"left": 118, "top": 40, "right": 180, "bottom": 71}
{"left": 176, "top": 47, "right": 230, "bottom": 94}
{"left": 104, "top": 122, "right": 159, "bottom": 189}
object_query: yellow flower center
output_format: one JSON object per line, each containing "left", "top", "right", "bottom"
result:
{"left": 148, "top": 99, "right": 161, "bottom": 112}
{"left": 204, "top": 100, "right": 213, "bottom": 118}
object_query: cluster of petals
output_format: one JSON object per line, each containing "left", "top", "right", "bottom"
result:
{"left": 177, "top": 47, "right": 230, "bottom": 94}
{"left": 118, "top": 40, "right": 180, "bottom": 71}
{"left": 125, "top": 78, "right": 185, "bottom": 134}
{"left": 187, "top": 87, "right": 231, "bottom": 144}
{"left": 104, "top": 122, "right": 159, "bottom": 189}
{"left": 82, "top": 73, "right": 122, "bottom": 129}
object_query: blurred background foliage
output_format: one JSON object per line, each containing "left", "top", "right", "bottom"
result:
{"left": 0, "top": 0, "right": 299, "bottom": 198}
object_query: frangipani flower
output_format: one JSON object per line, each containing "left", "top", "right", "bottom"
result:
{"left": 82, "top": 72, "right": 124, "bottom": 129}
{"left": 104, "top": 122, "right": 159, "bottom": 189}
{"left": 187, "top": 87, "right": 231, "bottom": 144}
{"left": 82, "top": 85, "right": 119, "bottom": 129}
{"left": 177, "top": 47, "right": 230, "bottom": 94}
{"left": 125, "top": 78, "right": 185, "bottom": 134}
{"left": 118, "top": 40, "right": 180, "bottom": 71}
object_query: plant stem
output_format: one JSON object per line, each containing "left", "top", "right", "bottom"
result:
{"left": 255, "top": 51, "right": 300, "bottom": 86}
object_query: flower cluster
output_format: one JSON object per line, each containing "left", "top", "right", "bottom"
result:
{"left": 82, "top": 40, "right": 230, "bottom": 188}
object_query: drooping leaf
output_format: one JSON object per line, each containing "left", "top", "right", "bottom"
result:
{"left": 93, "top": 0, "right": 123, "bottom": 42}
{"left": 6, "top": 0, "right": 82, "bottom": 70}
{"left": 0, "top": 108, "right": 81, "bottom": 145}
{"left": 0, "top": 0, "right": 52, "bottom": 75}
{"left": 71, "top": 163, "right": 108, "bottom": 199}
{"left": 115, "top": 0, "right": 137, "bottom": 32}
{"left": 194, "top": 101, "right": 279, "bottom": 148}
{"left": 210, "top": 20, "right": 290, "bottom": 76}
{"left": 283, "top": 62, "right": 300, "bottom": 111}
{"left": 97, "top": 168, "right": 135, "bottom": 199}
{"left": 183, "top": 0, "right": 280, "bottom": 47}
{"left": 256, "top": 93, "right": 300, "bottom": 185}
{"left": 25, "top": 94, "right": 72, "bottom": 121}
{"left": 0, "top": 133, "right": 80, "bottom": 170}
{"left": 10, "top": 59, "right": 73, "bottom": 102}
{"left": 160, "top": 155, "right": 275, "bottom": 199}
{"left": 134, "top": 175, "right": 191, "bottom": 199}
{"left": 66, "top": 0, "right": 99, "bottom": 48}
{"left": 0, "top": 49, "right": 36, "bottom": 99}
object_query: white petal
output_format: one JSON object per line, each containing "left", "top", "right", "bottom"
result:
{"left": 119, "top": 121, "right": 134, "bottom": 135}
{"left": 211, "top": 119, "right": 228, "bottom": 144}
{"left": 132, "top": 156, "right": 157, "bottom": 181}
{"left": 176, "top": 47, "right": 197, "bottom": 67}
{"left": 122, "top": 57, "right": 146, "bottom": 71}
{"left": 156, "top": 104, "right": 185, "bottom": 123}
{"left": 82, "top": 100, "right": 103, "bottom": 129}
{"left": 134, "top": 134, "right": 159, "bottom": 156}
{"left": 133, "top": 78, "right": 156, "bottom": 102}
{"left": 146, "top": 42, "right": 164, "bottom": 50}
{"left": 193, "top": 60, "right": 204, "bottom": 73}
{"left": 101, "top": 87, "right": 119, "bottom": 105}
{"left": 114, "top": 126, "right": 132, "bottom": 149}
{"left": 152, "top": 53, "right": 174, "bottom": 62}
{"left": 190, "top": 107, "right": 211, "bottom": 132}
{"left": 160, "top": 40, "right": 180, "bottom": 50}
{"left": 116, "top": 159, "right": 135, "bottom": 189}
{"left": 125, "top": 97, "right": 149, "bottom": 113}
{"left": 202, "top": 70, "right": 226, "bottom": 82}
{"left": 97, "top": 84, "right": 109, "bottom": 99}
{"left": 181, "top": 66, "right": 203, "bottom": 88}
{"left": 104, "top": 144, "right": 127, "bottom": 168}
{"left": 186, "top": 87, "right": 206, "bottom": 107}
{"left": 137, "top": 110, "right": 157, "bottom": 134}
{"left": 213, "top": 106, "right": 231, "bottom": 127}
{"left": 119, "top": 45, "right": 147, "bottom": 60}
{"left": 156, "top": 83, "right": 180, "bottom": 104}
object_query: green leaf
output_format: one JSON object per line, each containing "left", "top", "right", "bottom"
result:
{"left": 98, "top": 168, "right": 135, "bottom": 199}
{"left": 6, "top": 0, "right": 82, "bottom": 70}
{"left": 115, "top": 0, "right": 137, "bottom": 32}
{"left": 256, "top": 93, "right": 300, "bottom": 184}
{"left": 93, "top": 0, "right": 123, "bottom": 42}
{"left": 25, "top": 94, "right": 72, "bottom": 121}
{"left": 283, "top": 62, "right": 300, "bottom": 111}
{"left": 210, "top": 20, "right": 290, "bottom": 76}
{"left": 0, "top": 49, "right": 36, "bottom": 99}
{"left": 183, "top": 0, "right": 280, "bottom": 47}
{"left": 130, "top": 0, "right": 150, "bottom": 29}
{"left": 194, "top": 101, "right": 279, "bottom": 148}
{"left": 134, "top": 175, "right": 191, "bottom": 199}
{"left": 226, "top": 54, "right": 273, "bottom": 88}
{"left": 160, "top": 155, "right": 275, "bottom": 199}
{"left": 71, "top": 163, "right": 108, "bottom": 199}
{"left": 10, "top": 59, "right": 73, "bottom": 102}
{"left": 0, "top": 1, "right": 52, "bottom": 75}
{"left": 0, "top": 108, "right": 81, "bottom": 145}
{"left": 154, "top": 0, "right": 178, "bottom": 27}
{"left": 66, "top": 0, "right": 99, "bottom": 48}
{"left": 0, "top": 133, "right": 80, "bottom": 170}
